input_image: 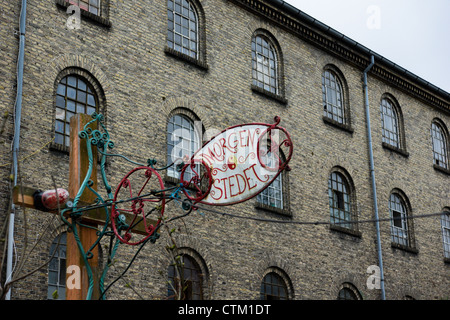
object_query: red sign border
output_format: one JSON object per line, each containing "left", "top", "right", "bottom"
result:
{"left": 181, "top": 116, "right": 293, "bottom": 206}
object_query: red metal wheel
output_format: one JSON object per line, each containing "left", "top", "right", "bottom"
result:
{"left": 179, "top": 158, "right": 212, "bottom": 204}
{"left": 111, "top": 166, "right": 165, "bottom": 245}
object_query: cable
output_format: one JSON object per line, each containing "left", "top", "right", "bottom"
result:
{"left": 195, "top": 205, "right": 447, "bottom": 226}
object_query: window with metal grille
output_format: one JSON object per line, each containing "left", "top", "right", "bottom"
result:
{"left": 389, "top": 193, "right": 409, "bottom": 247}
{"left": 380, "top": 98, "right": 400, "bottom": 148}
{"left": 441, "top": 211, "right": 450, "bottom": 259}
{"left": 167, "top": 114, "right": 200, "bottom": 181}
{"left": 167, "top": 0, "right": 198, "bottom": 59}
{"left": 337, "top": 283, "right": 362, "bottom": 300}
{"left": 338, "top": 288, "right": 357, "bottom": 300}
{"left": 431, "top": 121, "right": 449, "bottom": 169}
{"left": 252, "top": 35, "right": 278, "bottom": 95}
{"left": 257, "top": 151, "right": 283, "bottom": 209}
{"left": 69, "top": 0, "right": 100, "bottom": 15}
{"left": 168, "top": 255, "right": 203, "bottom": 300}
{"left": 322, "top": 70, "right": 345, "bottom": 124}
{"left": 328, "top": 172, "right": 352, "bottom": 230}
{"left": 47, "top": 233, "right": 67, "bottom": 300}
{"left": 260, "top": 272, "right": 288, "bottom": 300}
{"left": 54, "top": 75, "right": 97, "bottom": 147}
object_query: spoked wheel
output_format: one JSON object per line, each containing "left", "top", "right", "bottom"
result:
{"left": 179, "top": 158, "right": 212, "bottom": 204}
{"left": 111, "top": 167, "right": 165, "bottom": 245}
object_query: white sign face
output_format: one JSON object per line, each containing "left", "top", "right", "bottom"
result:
{"left": 190, "top": 123, "right": 291, "bottom": 206}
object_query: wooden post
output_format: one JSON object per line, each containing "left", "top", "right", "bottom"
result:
{"left": 66, "top": 114, "right": 100, "bottom": 300}
{"left": 12, "top": 113, "right": 158, "bottom": 299}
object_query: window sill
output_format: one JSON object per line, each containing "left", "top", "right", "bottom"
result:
{"left": 433, "top": 164, "right": 450, "bottom": 175}
{"left": 382, "top": 142, "right": 409, "bottom": 158}
{"left": 251, "top": 84, "right": 288, "bottom": 105}
{"left": 329, "top": 224, "right": 361, "bottom": 238}
{"left": 322, "top": 116, "right": 354, "bottom": 134}
{"left": 49, "top": 141, "right": 70, "bottom": 154}
{"left": 255, "top": 202, "right": 291, "bottom": 217}
{"left": 56, "top": 0, "right": 111, "bottom": 27}
{"left": 164, "top": 46, "right": 208, "bottom": 71}
{"left": 391, "top": 242, "right": 418, "bottom": 254}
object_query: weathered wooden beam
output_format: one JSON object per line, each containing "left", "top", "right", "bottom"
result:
{"left": 12, "top": 184, "right": 157, "bottom": 235}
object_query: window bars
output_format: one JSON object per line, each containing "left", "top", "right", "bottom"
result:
{"left": 69, "top": 0, "right": 100, "bottom": 15}
{"left": 322, "top": 70, "right": 345, "bottom": 124}
{"left": 167, "top": 0, "right": 198, "bottom": 59}
{"left": 380, "top": 98, "right": 400, "bottom": 148}
{"left": 389, "top": 193, "right": 409, "bottom": 247}
{"left": 55, "top": 75, "right": 97, "bottom": 147}
{"left": 431, "top": 122, "right": 448, "bottom": 169}
{"left": 328, "top": 172, "right": 352, "bottom": 230}
{"left": 167, "top": 114, "right": 200, "bottom": 180}
{"left": 252, "top": 35, "right": 278, "bottom": 95}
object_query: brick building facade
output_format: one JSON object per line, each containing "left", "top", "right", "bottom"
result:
{"left": 0, "top": 0, "right": 449, "bottom": 300}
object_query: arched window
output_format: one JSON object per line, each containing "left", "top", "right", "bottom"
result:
{"left": 167, "top": 114, "right": 200, "bottom": 180}
{"left": 380, "top": 98, "right": 400, "bottom": 148}
{"left": 47, "top": 233, "right": 67, "bottom": 300}
{"left": 431, "top": 120, "right": 449, "bottom": 170}
{"left": 322, "top": 69, "right": 345, "bottom": 124}
{"left": 168, "top": 254, "right": 204, "bottom": 300}
{"left": 54, "top": 74, "right": 98, "bottom": 147}
{"left": 257, "top": 174, "right": 283, "bottom": 209}
{"left": 260, "top": 272, "right": 289, "bottom": 300}
{"left": 257, "top": 151, "right": 283, "bottom": 209}
{"left": 167, "top": 0, "right": 198, "bottom": 59}
{"left": 328, "top": 170, "right": 356, "bottom": 231}
{"left": 389, "top": 191, "right": 415, "bottom": 250}
{"left": 252, "top": 34, "right": 279, "bottom": 95}
{"left": 441, "top": 209, "right": 450, "bottom": 260}
{"left": 68, "top": 0, "right": 100, "bottom": 15}
{"left": 337, "top": 283, "right": 362, "bottom": 300}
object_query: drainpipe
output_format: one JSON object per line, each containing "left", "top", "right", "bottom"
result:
{"left": 363, "top": 55, "right": 386, "bottom": 300}
{"left": 6, "top": 0, "right": 27, "bottom": 300}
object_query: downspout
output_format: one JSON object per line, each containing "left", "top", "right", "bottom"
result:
{"left": 6, "top": 0, "right": 27, "bottom": 300}
{"left": 363, "top": 55, "right": 386, "bottom": 300}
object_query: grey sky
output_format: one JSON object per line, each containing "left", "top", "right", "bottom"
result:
{"left": 284, "top": 0, "right": 450, "bottom": 93}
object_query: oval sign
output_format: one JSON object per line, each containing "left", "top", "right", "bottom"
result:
{"left": 186, "top": 117, "right": 293, "bottom": 206}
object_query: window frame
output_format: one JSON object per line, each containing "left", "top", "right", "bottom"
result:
{"left": 255, "top": 149, "right": 290, "bottom": 216}
{"left": 47, "top": 233, "right": 67, "bottom": 300}
{"left": 441, "top": 209, "right": 450, "bottom": 262}
{"left": 55, "top": 0, "right": 111, "bottom": 27}
{"left": 250, "top": 30, "right": 287, "bottom": 104}
{"left": 68, "top": 0, "right": 100, "bottom": 16}
{"left": 259, "top": 268, "right": 293, "bottom": 300}
{"left": 379, "top": 95, "right": 409, "bottom": 157}
{"left": 165, "top": 110, "right": 202, "bottom": 184}
{"left": 168, "top": 254, "right": 204, "bottom": 300}
{"left": 431, "top": 119, "right": 450, "bottom": 174}
{"left": 327, "top": 168, "right": 360, "bottom": 236}
{"left": 50, "top": 68, "right": 105, "bottom": 153}
{"left": 337, "top": 283, "right": 362, "bottom": 300}
{"left": 166, "top": 248, "right": 209, "bottom": 300}
{"left": 165, "top": 0, "right": 208, "bottom": 70}
{"left": 389, "top": 191, "right": 417, "bottom": 253}
{"left": 53, "top": 74, "right": 98, "bottom": 148}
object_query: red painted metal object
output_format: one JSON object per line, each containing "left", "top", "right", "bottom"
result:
{"left": 186, "top": 116, "right": 293, "bottom": 206}
{"left": 111, "top": 167, "right": 165, "bottom": 245}
{"left": 36, "top": 188, "right": 70, "bottom": 211}
{"left": 111, "top": 116, "right": 292, "bottom": 245}
{"left": 180, "top": 158, "right": 213, "bottom": 204}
